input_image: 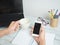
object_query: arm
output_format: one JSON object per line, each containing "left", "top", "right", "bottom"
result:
{"left": 0, "top": 21, "right": 20, "bottom": 37}
{"left": 0, "top": 28, "right": 9, "bottom": 37}
{"left": 39, "top": 39, "right": 45, "bottom": 45}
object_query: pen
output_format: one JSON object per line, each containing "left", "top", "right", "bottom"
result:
{"left": 48, "top": 10, "right": 54, "bottom": 19}
{"left": 53, "top": 15, "right": 59, "bottom": 19}
{"left": 58, "top": 13, "right": 60, "bottom": 17}
{"left": 53, "top": 9, "right": 60, "bottom": 19}
{"left": 55, "top": 9, "right": 58, "bottom": 15}
{"left": 51, "top": 9, "right": 53, "bottom": 16}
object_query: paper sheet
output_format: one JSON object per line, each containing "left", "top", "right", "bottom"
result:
{"left": 12, "top": 29, "right": 38, "bottom": 45}
{"left": 45, "top": 32, "right": 55, "bottom": 45}
{"left": 12, "top": 29, "right": 55, "bottom": 45}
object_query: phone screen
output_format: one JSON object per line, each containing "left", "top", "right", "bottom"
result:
{"left": 33, "top": 23, "right": 41, "bottom": 35}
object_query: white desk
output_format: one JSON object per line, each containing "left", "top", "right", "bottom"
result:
{"left": 26, "top": 16, "right": 60, "bottom": 45}
{"left": 0, "top": 16, "right": 60, "bottom": 45}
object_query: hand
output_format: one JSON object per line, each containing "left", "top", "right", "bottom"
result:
{"left": 7, "top": 21, "right": 20, "bottom": 34}
{"left": 31, "top": 26, "right": 45, "bottom": 45}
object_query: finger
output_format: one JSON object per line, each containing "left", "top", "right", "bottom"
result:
{"left": 13, "top": 21, "right": 20, "bottom": 27}
{"left": 10, "top": 21, "right": 15, "bottom": 24}
{"left": 17, "top": 20, "right": 21, "bottom": 25}
{"left": 14, "top": 24, "right": 20, "bottom": 31}
{"left": 8, "top": 21, "right": 15, "bottom": 28}
{"left": 39, "top": 26, "right": 45, "bottom": 38}
{"left": 34, "top": 37, "right": 39, "bottom": 43}
{"left": 17, "top": 20, "right": 21, "bottom": 24}
{"left": 39, "top": 25, "right": 45, "bottom": 33}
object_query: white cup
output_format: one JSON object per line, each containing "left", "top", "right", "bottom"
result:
{"left": 19, "top": 18, "right": 30, "bottom": 29}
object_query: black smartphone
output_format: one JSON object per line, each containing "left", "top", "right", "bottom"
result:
{"left": 32, "top": 21, "right": 41, "bottom": 36}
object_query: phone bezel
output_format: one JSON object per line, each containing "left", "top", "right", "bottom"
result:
{"left": 32, "top": 21, "right": 42, "bottom": 37}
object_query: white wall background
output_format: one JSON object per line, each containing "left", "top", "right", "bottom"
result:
{"left": 23, "top": 0, "right": 60, "bottom": 17}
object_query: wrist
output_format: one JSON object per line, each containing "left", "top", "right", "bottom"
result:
{"left": 39, "top": 39, "right": 45, "bottom": 45}
{"left": 4, "top": 28, "right": 10, "bottom": 35}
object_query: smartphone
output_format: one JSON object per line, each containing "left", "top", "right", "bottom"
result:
{"left": 32, "top": 21, "right": 41, "bottom": 36}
